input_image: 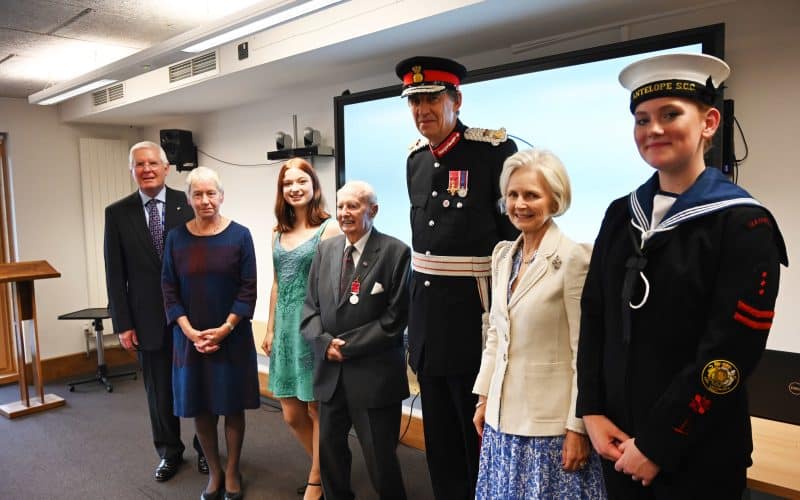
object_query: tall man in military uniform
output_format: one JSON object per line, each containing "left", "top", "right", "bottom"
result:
{"left": 396, "top": 56, "right": 518, "bottom": 499}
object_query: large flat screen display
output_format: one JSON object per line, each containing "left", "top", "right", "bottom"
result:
{"left": 334, "top": 24, "right": 724, "bottom": 246}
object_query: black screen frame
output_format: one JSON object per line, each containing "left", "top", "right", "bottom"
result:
{"left": 333, "top": 23, "right": 725, "bottom": 188}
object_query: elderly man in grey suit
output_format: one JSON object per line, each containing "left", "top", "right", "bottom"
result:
{"left": 301, "top": 180, "right": 411, "bottom": 500}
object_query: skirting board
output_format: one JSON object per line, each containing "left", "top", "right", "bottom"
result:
{"left": 0, "top": 346, "right": 138, "bottom": 386}
{"left": 257, "top": 369, "right": 425, "bottom": 452}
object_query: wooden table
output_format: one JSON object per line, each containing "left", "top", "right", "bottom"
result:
{"left": 749, "top": 417, "right": 800, "bottom": 498}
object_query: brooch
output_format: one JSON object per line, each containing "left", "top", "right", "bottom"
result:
{"left": 552, "top": 256, "right": 562, "bottom": 270}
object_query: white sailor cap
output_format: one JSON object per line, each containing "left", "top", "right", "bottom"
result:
{"left": 619, "top": 53, "right": 730, "bottom": 113}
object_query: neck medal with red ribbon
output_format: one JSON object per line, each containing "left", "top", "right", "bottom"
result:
{"left": 349, "top": 277, "right": 361, "bottom": 305}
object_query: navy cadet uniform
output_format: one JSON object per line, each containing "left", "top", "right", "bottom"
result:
{"left": 396, "top": 56, "right": 518, "bottom": 500}
{"left": 576, "top": 53, "right": 789, "bottom": 499}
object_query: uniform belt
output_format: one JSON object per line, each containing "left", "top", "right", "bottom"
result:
{"left": 411, "top": 252, "right": 492, "bottom": 277}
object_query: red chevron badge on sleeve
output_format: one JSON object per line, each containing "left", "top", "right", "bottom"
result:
{"left": 733, "top": 300, "right": 774, "bottom": 330}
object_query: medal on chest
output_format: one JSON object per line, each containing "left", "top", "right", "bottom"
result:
{"left": 447, "top": 170, "right": 469, "bottom": 197}
{"left": 348, "top": 277, "right": 361, "bottom": 305}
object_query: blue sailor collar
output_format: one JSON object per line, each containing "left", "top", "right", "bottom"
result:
{"left": 629, "top": 167, "right": 760, "bottom": 242}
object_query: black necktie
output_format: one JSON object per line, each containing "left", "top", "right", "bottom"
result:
{"left": 146, "top": 199, "right": 164, "bottom": 259}
{"left": 340, "top": 245, "right": 355, "bottom": 298}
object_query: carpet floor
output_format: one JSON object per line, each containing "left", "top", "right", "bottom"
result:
{"left": 0, "top": 369, "right": 434, "bottom": 499}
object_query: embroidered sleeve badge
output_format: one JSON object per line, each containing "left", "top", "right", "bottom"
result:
{"left": 701, "top": 359, "right": 739, "bottom": 395}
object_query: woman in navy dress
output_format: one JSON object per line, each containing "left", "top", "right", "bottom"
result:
{"left": 162, "top": 166, "right": 259, "bottom": 500}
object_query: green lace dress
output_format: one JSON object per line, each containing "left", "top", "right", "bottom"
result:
{"left": 268, "top": 219, "right": 331, "bottom": 401}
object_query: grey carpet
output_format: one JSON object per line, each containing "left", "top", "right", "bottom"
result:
{"left": 0, "top": 369, "right": 433, "bottom": 500}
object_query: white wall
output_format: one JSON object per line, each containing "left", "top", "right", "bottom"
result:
{"left": 6, "top": 0, "right": 799, "bottom": 358}
{"left": 142, "top": 75, "right": 389, "bottom": 330}
{"left": 0, "top": 97, "right": 141, "bottom": 358}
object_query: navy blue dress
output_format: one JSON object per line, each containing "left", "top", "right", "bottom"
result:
{"left": 162, "top": 221, "right": 260, "bottom": 417}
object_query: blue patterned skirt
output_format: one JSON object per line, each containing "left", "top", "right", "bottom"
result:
{"left": 476, "top": 424, "right": 607, "bottom": 499}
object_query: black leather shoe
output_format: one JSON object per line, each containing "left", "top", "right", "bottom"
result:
{"left": 224, "top": 473, "right": 243, "bottom": 499}
{"left": 154, "top": 457, "right": 182, "bottom": 482}
{"left": 201, "top": 488, "right": 223, "bottom": 500}
{"left": 198, "top": 455, "right": 209, "bottom": 474}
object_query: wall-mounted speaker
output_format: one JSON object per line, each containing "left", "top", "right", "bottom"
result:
{"left": 275, "top": 131, "right": 293, "bottom": 150}
{"left": 303, "top": 127, "right": 321, "bottom": 147}
{"left": 160, "top": 129, "right": 197, "bottom": 172}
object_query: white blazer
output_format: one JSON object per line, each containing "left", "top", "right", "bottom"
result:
{"left": 473, "top": 222, "right": 591, "bottom": 436}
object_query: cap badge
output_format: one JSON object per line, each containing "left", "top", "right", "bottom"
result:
{"left": 412, "top": 65, "right": 423, "bottom": 83}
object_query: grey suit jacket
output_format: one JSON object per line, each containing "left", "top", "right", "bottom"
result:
{"left": 104, "top": 186, "right": 192, "bottom": 351}
{"left": 300, "top": 229, "right": 411, "bottom": 408}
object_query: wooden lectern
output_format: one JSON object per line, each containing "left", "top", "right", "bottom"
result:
{"left": 0, "top": 260, "right": 64, "bottom": 418}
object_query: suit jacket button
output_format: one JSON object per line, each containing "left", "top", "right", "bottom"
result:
{"left": 424, "top": 280, "right": 431, "bottom": 287}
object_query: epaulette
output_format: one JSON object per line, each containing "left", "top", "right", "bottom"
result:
{"left": 408, "top": 138, "right": 429, "bottom": 156}
{"left": 464, "top": 127, "right": 508, "bottom": 146}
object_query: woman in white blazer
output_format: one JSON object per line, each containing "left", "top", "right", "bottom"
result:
{"left": 472, "top": 149, "right": 606, "bottom": 499}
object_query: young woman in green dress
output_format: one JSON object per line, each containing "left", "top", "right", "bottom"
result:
{"left": 263, "top": 158, "right": 339, "bottom": 500}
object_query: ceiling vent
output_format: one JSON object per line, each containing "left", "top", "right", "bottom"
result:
{"left": 92, "top": 83, "right": 125, "bottom": 107}
{"left": 168, "top": 51, "right": 218, "bottom": 84}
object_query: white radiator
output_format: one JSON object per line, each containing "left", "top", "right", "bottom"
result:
{"left": 78, "top": 138, "right": 134, "bottom": 307}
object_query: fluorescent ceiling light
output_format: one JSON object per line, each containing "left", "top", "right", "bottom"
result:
{"left": 183, "top": 0, "right": 345, "bottom": 53}
{"left": 37, "top": 79, "right": 117, "bottom": 105}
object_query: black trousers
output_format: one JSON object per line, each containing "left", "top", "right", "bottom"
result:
{"left": 417, "top": 372, "right": 479, "bottom": 500}
{"left": 319, "top": 380, "right": 406, "bottom": 500}
{"left": 138, "top": 342, "right": 201, "bottom": 460}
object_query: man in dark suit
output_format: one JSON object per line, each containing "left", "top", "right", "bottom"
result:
{"left": 104, "top": 141, "right": 205, "bottom": 482}
{"left": 301, "top": 180, "right": 411, "bottom": 500}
